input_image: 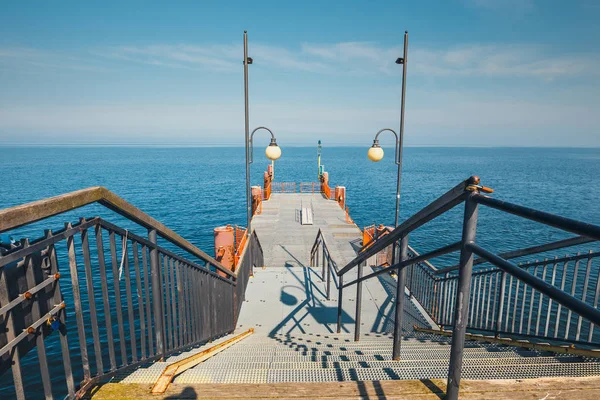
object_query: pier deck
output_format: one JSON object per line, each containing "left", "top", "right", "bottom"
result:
{"left": 236, "top": 193, "right": 431, "bottom": 336}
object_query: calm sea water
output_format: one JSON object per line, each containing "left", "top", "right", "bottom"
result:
{"left": 1, "top": 146, "right": 600, "bottom": 397}
{"left": 2, "top": 146, "right": 600, "bottom": 258}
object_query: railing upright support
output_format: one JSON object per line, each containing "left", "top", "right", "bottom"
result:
{"left": 149, "top": 229, "right": 166, "bottom": 359}
{"left": 326, "top": 254, "right": 331, "bottom": 300}
{"left": 495, "top": 271, "right": 507, "bottom": 337}
{"left": 354, "top": 261, "right": 364, "bottom": 341}
{"left": 392, "top": 235, "right": 408, "bottom": 360}
{"left": 446, "top": 192, "right": 479, "bottom": 400}
{"left": 337, "top": 274, "right": 344, "bottom": 333}
{"left": 322, "top": 243, "right": 326, "bottom": 281}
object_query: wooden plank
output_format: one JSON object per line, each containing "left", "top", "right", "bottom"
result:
{"left": 89, "top": 376, "right": 600, "bottom": 399}
{"left": 150, "top": 328, "right": 254, "bottom": 394}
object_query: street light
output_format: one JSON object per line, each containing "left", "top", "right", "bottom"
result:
{"left": 367, "top": 128, "right": 401, "bottom": 236}
{"left": 366, "top": 30, "right": 408, "bottom": 362}
{"left": 243, "top": 31, "right": 282, "bottom": 238}
{"left": 250, "top": 127, "right": 281, "bottom": 164}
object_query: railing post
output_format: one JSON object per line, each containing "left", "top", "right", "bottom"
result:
{"left": 326, "top": 254, "right": 331, "bottom": 300}
{"left": 495, "top": 271, "right": 507, "bottom": 337}
{"left": 446, "top": 192, "right": 479, "bottom": 400}
{"left": 149, "top": 229, "right": 166, "bottom": 359}
{"left": 393, "top": 235, "right": 408, "bottom": 360}
{"left": 355, "top": 261, "right": 364, "bottom": 341}
{"left": 322, "top": 243, "right": 326, "bottom": 280}
{"left": 337, "top": 274, "right": 344, "bottom": 333}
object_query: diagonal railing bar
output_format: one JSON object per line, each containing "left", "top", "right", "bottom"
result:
{"left": 435, "top": 235, "right": 594, "bottom": 275}
{"left": 0, "top": 186, "right": 233, "bottom": 278}
{"left": 337, "top": 177, "right": 473, "bottom": 276}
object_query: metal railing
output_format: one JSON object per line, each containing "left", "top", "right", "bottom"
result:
{"left": 334, "top": 176, "right": 600, "bottom": 400}
{"left": 270, "top": 182, "right": 297, "bottom": 193}
{"left": 0, "top": 187, "right": 262, "bottom": 399}
{"left": 309, "top": 229, "right": 340, "bottom": 303}
{"left": 299, "top": 182, "right": 319, "bottom": 193}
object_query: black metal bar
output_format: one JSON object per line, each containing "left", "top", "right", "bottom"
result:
{"left": 163, "top": 254, "right": 173, "bottom": 351}
{"left": 149, "top": 229, "right": 165, "bottom": 359}
{"left": 142, "top": 244, "right": 154, "bottom": 357}
{"left": 99, "top": 219, "right": 235, "bottom": 285}
{"left": 354, "top": 261, "right": 364, "bottom": 342}
{"left": 495, "top": 271, "right": 506, "bottom": 337}
{"left": 23, "top": 239, "right": 53, "bottom": 399}
{"left": 337, "top": 274, "right": 343, "bottom": 333}
{"left": 468, "top": 243, "right": 600, "bottom": 328}
{"left": 123, "top": 236, "right": 137, "bottom": 363}
{"left": 48, "top": 231, "right": 76, "bottom": 397}
{"left": 176, "top": 261, "right": 185, "bottom": 347}
{"left": 446, "top": 193, "right": 479, "bottom": 400}
{"left": 338, "top": 178, "right": 472, "bottom": 276}
{"left": 66, "top": 223, "right": 91, "bottom": 380}
{"left": 168, "top": 256, "right": 178, "bottom": 349}
{"left": 343, "top": 241, "right": 461, "bottom": 288}
{"left": 81, "top": 222, "right": 103, "bottom": 375}
{"left": 133, "top": 241, "right": 146, "bottom": 360}
{"left": 109, "top": 230, "right": 127, "bottom": 365}
{"left": 577, "top": 253, "right": 592, "bottom": 341}
{"left": 589, "top": 258, "right": 600, "bottom": 342}
{"left": 474, "top": 194, "right": 600, "bottom": 241}
{"left": 392, "top": 235, "right": 408, "bottom": 360}
{"left": 95, "top": 226, "right": 116, "bottom": 370}
{"left": 435, "top": 235, "right": 595, "bottom": 275}
{"left": 536, "top": 262, "right": 548, "bottom": 336}
{"left": 555, "top": 258, "right": 569, "bottom": 338}
{"left": 326, "top": 254, "right": 331, "bottom": 300}
{"left": 0, "top": 218, "right": 99, "bottom": 268}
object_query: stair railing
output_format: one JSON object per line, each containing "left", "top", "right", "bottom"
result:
{"left": 336, "top": 176, "right": 600, "bottom": 400}
{"left": 0, "top": 187, "right": 262, "bottom": 400}
{"left": 310, "top": 229, "right": 340, "bottom": 304}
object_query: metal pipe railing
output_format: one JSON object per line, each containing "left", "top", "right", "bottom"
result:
{"left": 0, "top": 208, "right": 262, "bottom": 399}
{"left": 333, "top": 175, "right": 600, "bottom": 400}
{"left": 0, "top": 186, "right": 234, "bottom": 278}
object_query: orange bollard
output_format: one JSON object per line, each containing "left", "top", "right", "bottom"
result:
{"left": 214, "top": 225, "right": 235, "bottom": 276}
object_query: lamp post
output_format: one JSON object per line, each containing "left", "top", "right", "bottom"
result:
{"left": 367, "top": 31, "right": 408, "bottom": 361}
{"left": 366, "top": 30, "right": 408, "bottom": 263}
{"left": 243, "top": 31, "right": 282, "bottom": 237}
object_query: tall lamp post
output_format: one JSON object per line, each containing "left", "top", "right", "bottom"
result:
{"left": 366, "top": 30, "right": 408, "bottom": 361}
{"left": 244, "top": 31, "right": 282, "bottom": 237}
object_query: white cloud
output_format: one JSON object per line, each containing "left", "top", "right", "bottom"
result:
{"left": 2, "top": 41, "right": 598, "bottom": 81}
{"left": 0, "top": 47, "right": 105, "bottom": 72}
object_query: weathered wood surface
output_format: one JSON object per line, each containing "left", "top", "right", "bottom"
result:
{"left": 88, "top": 376, "right": 600, "bottom": 399}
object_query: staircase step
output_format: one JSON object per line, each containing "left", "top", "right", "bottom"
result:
{"left": 175, "top": 362, "right": 600, "bottom": 384}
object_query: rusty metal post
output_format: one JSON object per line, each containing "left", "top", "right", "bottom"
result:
{"left": 446, "top": 192, "right": 479, "bottom": 400}
{"left": 149, "top": 229, "right": 166, "bottom": 359}
{"left": 392, "top": 235, "right": 408, "bottom": 360}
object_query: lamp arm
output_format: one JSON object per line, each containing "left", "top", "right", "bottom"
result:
{"left": 373, "top": 128, "right": 400, "bottom": 165}
{"left": 249, "top": 126, "right": 276, "bottom": 165}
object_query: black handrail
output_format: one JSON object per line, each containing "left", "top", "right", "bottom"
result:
{"left": 336, "top": 177, "right": 474, "bottom": 276}
{"left": 334, "top": 175, "right": 600, "bottom": 400}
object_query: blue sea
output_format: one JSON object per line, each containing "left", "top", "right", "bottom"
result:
{"left": 1, "top": 146, "right": 600, "bottom": 398}
{"left": 2, "top": 146, "right": 600, "bottom": 259}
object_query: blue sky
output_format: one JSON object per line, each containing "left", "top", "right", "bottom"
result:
{"left": 0, "top": 0, "right": 599, "bottom": 146}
